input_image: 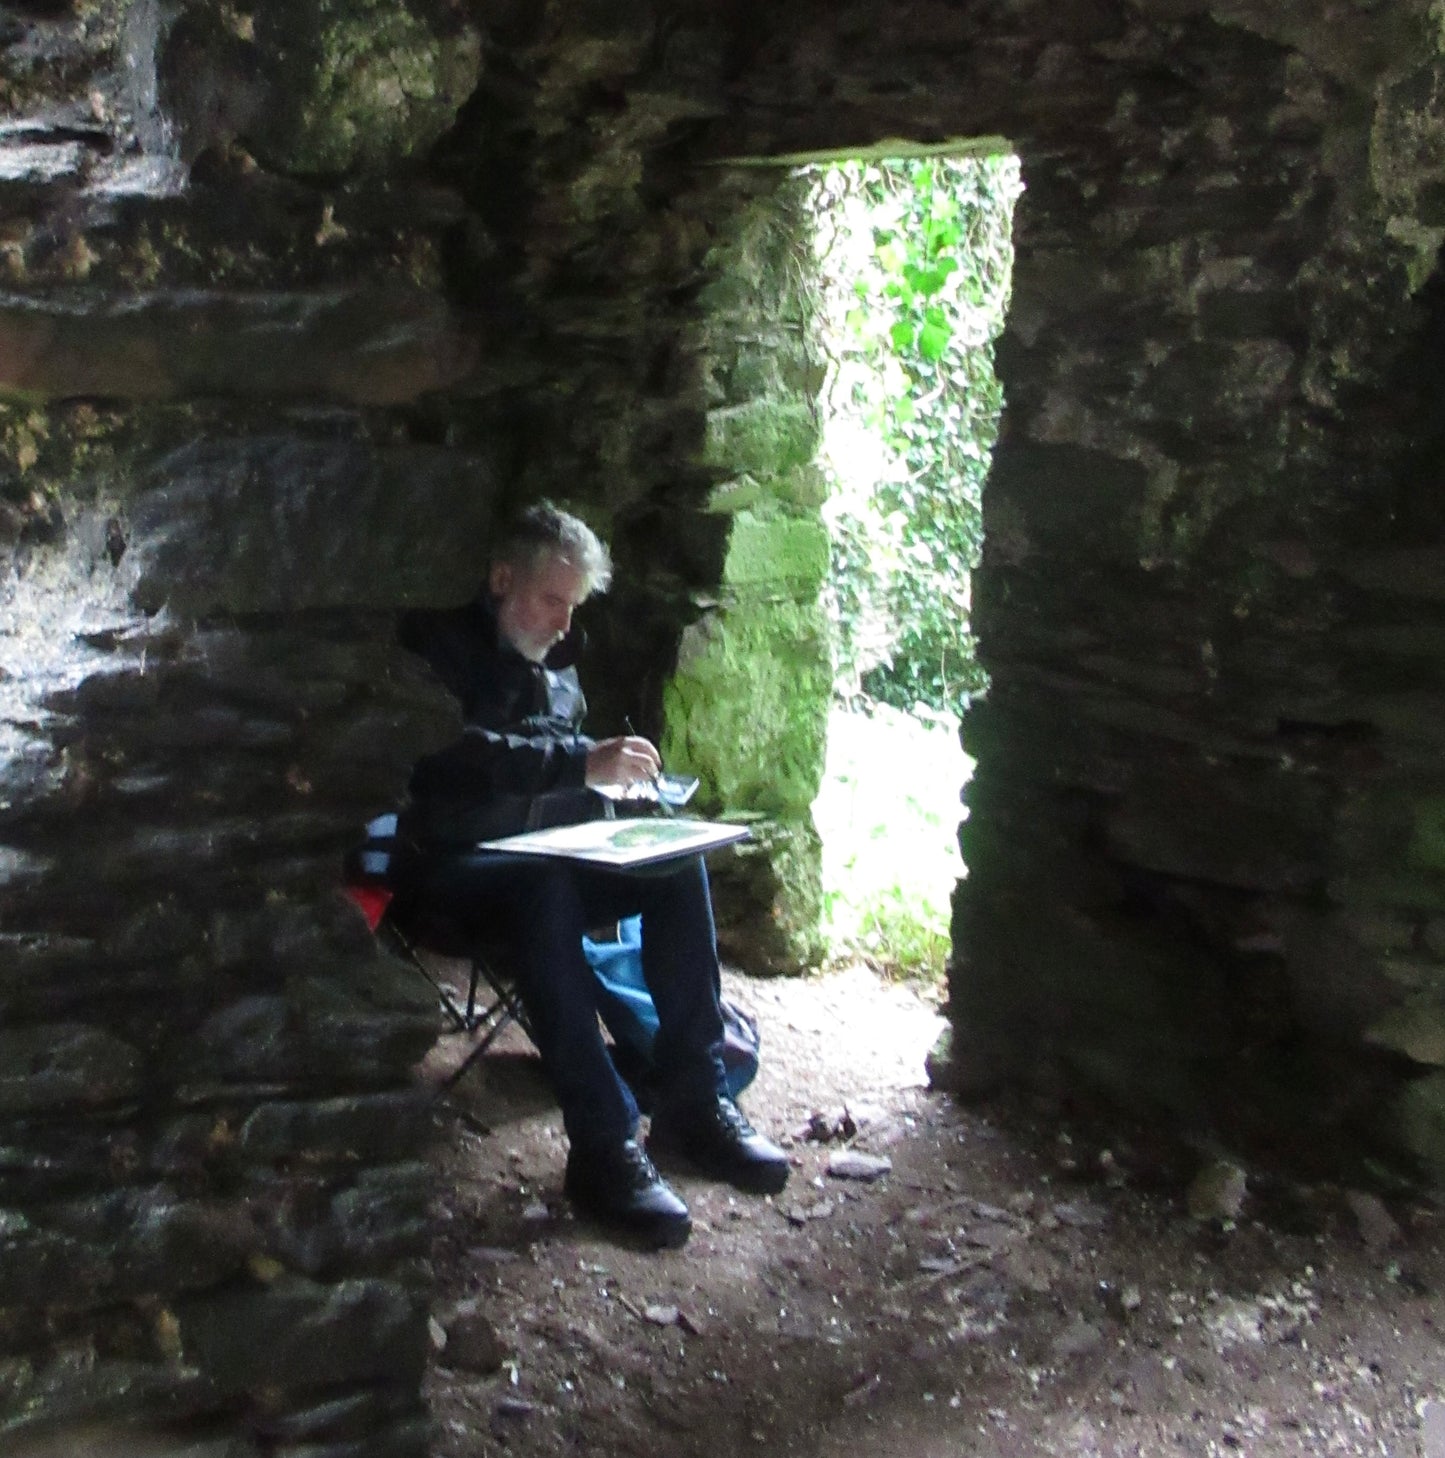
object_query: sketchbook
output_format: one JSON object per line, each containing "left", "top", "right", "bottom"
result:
{"left": 477, "top": 816, "right": 750, "bottom": 869}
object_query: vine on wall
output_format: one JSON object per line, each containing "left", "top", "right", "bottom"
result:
{"left": 808, "top": 154, "right": 1021, "bottom": 716}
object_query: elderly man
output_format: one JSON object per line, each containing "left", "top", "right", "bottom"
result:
{"left": 396, "top": 503, "right": 788, "bottom": 1247}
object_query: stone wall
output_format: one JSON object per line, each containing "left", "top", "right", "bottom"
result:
{"left": 7, "top": 0, "right": 1445, "bottom": 1448}
{"left": 663, "top": 174, "right": 831, "bottom": 973}
{"left": 940, "top": 8, "right": 1445, "bottom": 1181}
{"left": 0, "top": 4, "right": 491, "bottom": 1451}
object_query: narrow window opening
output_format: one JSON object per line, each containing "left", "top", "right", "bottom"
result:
{"left": 804, "top": 152, "right": 1022, "bottom": 982}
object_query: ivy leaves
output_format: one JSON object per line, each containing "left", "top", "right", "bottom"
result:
{"left": 813, "top": 154, "right": 1021, "bottom": 715}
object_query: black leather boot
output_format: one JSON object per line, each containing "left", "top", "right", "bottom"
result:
{"left": 564, "top": 1138, "right": 692, "bottom": 1248}
{"left": 649, "top": 1096, "right": 791, "bottom": 1195}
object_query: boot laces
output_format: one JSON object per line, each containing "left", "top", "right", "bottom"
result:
{"left": 716, "top": 1098, "right": 756, "bottom": 1141}
{"left": 619, "top": 1139, "right": 663, "bottom": 1191}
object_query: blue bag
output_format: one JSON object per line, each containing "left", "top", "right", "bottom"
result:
{"left": 583, "top": 914, "right": 760, "bottom": 1108}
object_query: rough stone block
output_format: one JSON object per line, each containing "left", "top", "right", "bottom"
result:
{"left": 165, "top": 2, "right": 482, "bottom": 177}
{"left": 704, "top": 399, "right": 820, "bottom": 479}
{"left": 253, "top": 1163, "right": 431, "bottom": 1277}
{"left": 0, "top": 1222, "right": 113, "bottom": 1310}
{"left": 721, "top": 510, "right": 831, "bottom": 595}
{"left": 261, "top": 1388, "right": 417, "bottom": 1445}
{"left": 709, "top": 816, "right": 826, "bottom": 974}
{"left": 125, "top": 437, "right": 501, "bottom": 615}
{"left": 0, "top": 1363, "right": 224, "bottom": 1448}
{"left": 4, "top": 1192, "right": 258, "bottom": 1307}
{"left": 986, "top": 443, "right": 1148, "bottom": 560}
{"left": 0, "top": 1025, "right": 142, "bottom": 1114}
{"left": 662, "top": 598, "right": 830, "bottom": 818}
{"left": 175, "top": 1277, "right": 428, "bottom": 1396}
{"left": 181, "top": 990, "right": 436, "bottom": 1090}
{"left": 273, "top": 1415, "right": 431, "bottom": 1458}
{"left": 1393, "top": 1072, "right": 1445, "bottom": 1185}
{"left": 0, "top": 291, "right": 477, "bottom": 408}
{"left": 236, "top": 1094, "right": 431, "bottom": 1165}
{"left": 1366, "top": 1004, "right": 1445, "bottom": 1066}
{"left": 1102, "top": 763, "right": 1327, "bottom": 893}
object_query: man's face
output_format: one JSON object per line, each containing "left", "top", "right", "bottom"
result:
{"left": 491, "top": 552, "right": 590, "bottom": 663}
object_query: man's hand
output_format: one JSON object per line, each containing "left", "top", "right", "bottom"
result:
{"left": 585, "top": 735, "right": 661, "bottom": 790}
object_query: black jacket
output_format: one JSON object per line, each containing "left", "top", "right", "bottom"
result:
{"left": 399, "top": 597, "right": 605, "bottom": 845}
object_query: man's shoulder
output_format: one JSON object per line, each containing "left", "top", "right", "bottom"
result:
{"left": 399, "top": 599, "right": 497, "bottom": 665}
{"left": 400, "top": 600, "right": 512, "bottom": 707}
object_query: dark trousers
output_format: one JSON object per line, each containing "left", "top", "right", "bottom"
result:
{"left": 399, "top": 850, "right": 728, "bottom": 1150}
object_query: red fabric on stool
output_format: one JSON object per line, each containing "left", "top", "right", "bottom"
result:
{"left": 344, "top": 883, "right": 393, "bottom": 933}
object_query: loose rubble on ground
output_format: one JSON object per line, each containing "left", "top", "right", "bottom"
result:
{"left": 421, "top": 964, "right": 1445, "bottom": 1458}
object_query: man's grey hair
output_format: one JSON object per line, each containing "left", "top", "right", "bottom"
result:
{"left": 492, "top": 501, "right": 613, "bottom": 596}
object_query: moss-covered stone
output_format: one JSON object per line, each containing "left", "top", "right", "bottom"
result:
{"left": 661, "top": 599, "right": 830, "bottom": 820}
{"left": 1373, "top": 57, "right": 1445, "bottom": 293}
{"left": 707, "top": 466, "right": 827, "bottom": 519}
{"left": 660, "top": 561, "right": 831, "bottom": 972}
{"left": 709, "top": 816, "right": 827, "bottom": 974}
{"left": 255, "top": 1, "right": 482, "bottom": 176}
{"left": 681, "top": 176, "right": 832, "bottom": 972}
{"left": 721, "top": 511, "right": 831, "bottom": 596}
{"left": 706, "top": 474, "right": 768, "bottom": 515}
{"left": 713, "top": 348, "right": 784, "bottom": 404}
{"left": 704, "top": 398, "right": 820, "bottom": 480}
{"left": 779, "top": 463, "right": 829, "bottom": 512}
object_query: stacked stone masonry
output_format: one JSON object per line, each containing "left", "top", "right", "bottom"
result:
{"left": 4, "top": 0, "right": 1445, "bottom": 1449}
{"left": 665, "top": 176, "right": 831, "bottom": 973}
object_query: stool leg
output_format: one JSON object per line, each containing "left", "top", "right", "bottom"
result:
{"left": 465, "top": 959, "right": 482, "bottom": 1026}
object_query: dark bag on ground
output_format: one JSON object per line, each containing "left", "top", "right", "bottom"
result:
{"left": 582, "top": 915, "right": 760, "bottom": 1112}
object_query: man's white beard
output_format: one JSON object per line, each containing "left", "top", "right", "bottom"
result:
{"left": 507, "top": 629, "right": 555, "bottom": 664}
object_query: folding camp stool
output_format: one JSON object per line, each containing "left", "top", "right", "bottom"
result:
{"left": 343, "top": 813, "right": 533, "bottom": 1089}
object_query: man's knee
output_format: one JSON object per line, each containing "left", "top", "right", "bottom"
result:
{"left": 512, "top": 861, "right": 584, "bottom": 917}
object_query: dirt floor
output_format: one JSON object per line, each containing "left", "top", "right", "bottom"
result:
{"left": 418, "top": 962, "right": 1445, "bottom": 1458}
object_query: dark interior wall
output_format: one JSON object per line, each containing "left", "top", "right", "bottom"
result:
{"left": 0, "top": 7, "right": 498, "bottom": 1452}
{"left": 3, "top": 0, "right": 1445, "bottom": 1448}
{"left": 942, "top": 10, "right": 1445, "bottom": 1175}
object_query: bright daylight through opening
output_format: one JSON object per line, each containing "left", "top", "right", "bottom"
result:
{"left": 804, "top": 152, "right": 1022, "bottom": 983}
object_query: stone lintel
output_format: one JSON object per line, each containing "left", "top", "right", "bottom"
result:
{"left": 0, "top": 288, "right": 478, "bottom": 405}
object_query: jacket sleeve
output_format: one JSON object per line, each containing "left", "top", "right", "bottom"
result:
{"left": 409, "top": 721, "right": 592, "bottom": 804}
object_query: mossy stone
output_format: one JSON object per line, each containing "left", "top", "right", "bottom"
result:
{"left": 710, "top": 816, "right": 827, "bottom": 974}
{"left": 779, "top": 464, "right": 829, "bottom": 511}
{"left": 721, "top": 511, "right": 831, "bottom": 596}
{"left": 704, "top": 398, "right": 820, "bottom": 480}
{"left": 661, "top": 598, "right": 831, "bottom": 819}
{"left": 257, "top": 1, "right": 482, "bottom": 176}
{"left": 715, "top": 348, "right": 785, "bottom": 404}
{"left": 660, "top": 586, "right": 829, "bottom": 973}
{"left": 707, "top": 474, "right": 768, "bottom": 515}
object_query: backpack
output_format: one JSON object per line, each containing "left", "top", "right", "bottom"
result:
{"left": 582, "top": 915, "right": 760, "bottom": 1112}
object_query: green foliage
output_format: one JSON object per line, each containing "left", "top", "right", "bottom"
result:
{"left": 852, "top": 887, "right": 953, "bottom": 980}
{"left": 811, "top": 154, "right": 1021, "bottom": 714}
{"left": 813, "top": 702, "right": 969, "bottom": 984}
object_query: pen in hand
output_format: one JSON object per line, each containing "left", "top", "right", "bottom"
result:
{"left": 623, "top": 716, "right": 674, "bottom": 816}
